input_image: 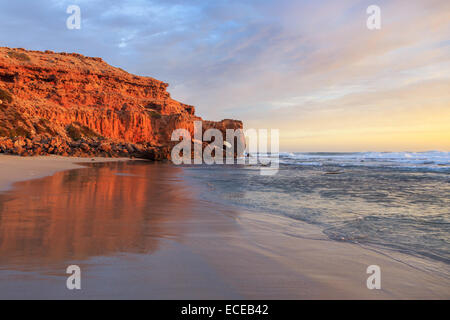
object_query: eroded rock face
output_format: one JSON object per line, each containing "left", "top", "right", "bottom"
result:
{"left": 0, "top": 47, "right": 243, "bottom": 159}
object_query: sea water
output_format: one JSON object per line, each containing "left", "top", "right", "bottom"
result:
{"left": 183, "top": 151, "right": 450, "bottom": 264}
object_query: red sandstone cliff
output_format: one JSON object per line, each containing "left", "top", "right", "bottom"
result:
{"left": 0, "top": 47, "right": 243, "bottom": 159}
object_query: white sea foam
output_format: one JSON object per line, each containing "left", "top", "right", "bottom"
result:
{"left": 276, "top": 151, "right": 450, "bottom": 171}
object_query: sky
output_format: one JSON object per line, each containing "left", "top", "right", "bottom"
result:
{"left": 1, "top": 0, "right": 449, "bottom": 151}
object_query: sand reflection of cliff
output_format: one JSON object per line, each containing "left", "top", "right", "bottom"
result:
{"left": 0, "top": 162, "right": 195, "bottom": 269}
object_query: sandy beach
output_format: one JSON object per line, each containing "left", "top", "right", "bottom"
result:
{"left": 0, "top": 155, "right": 448, "bottom": 299}
{"left": 0, "top": 155, "right": 132, "bottom": 192}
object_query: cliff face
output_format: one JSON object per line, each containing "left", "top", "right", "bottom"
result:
{"left": 0, "top": 47, "right": 243, "bottom": 159}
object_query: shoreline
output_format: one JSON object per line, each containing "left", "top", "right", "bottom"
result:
{"left": 215, "top": 210, "right": 450, "bottom": 299}
{"left": 0, "top": 156, "right": 448, "bottom": 299}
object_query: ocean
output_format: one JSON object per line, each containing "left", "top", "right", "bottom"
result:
{"left": 183, "top": 151, "right": 450, "bottom": 264}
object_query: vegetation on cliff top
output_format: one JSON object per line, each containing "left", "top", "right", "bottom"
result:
{"left": 7, "top": 51, "right": 31, "bottom": 62}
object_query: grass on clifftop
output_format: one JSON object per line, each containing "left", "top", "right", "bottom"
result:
{"left": 7, "top": 51, "right": 31, "bottom": 62}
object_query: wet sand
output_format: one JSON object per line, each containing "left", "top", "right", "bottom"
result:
{"left": 0, "top": 156, "right": 448, "bottom": 299}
